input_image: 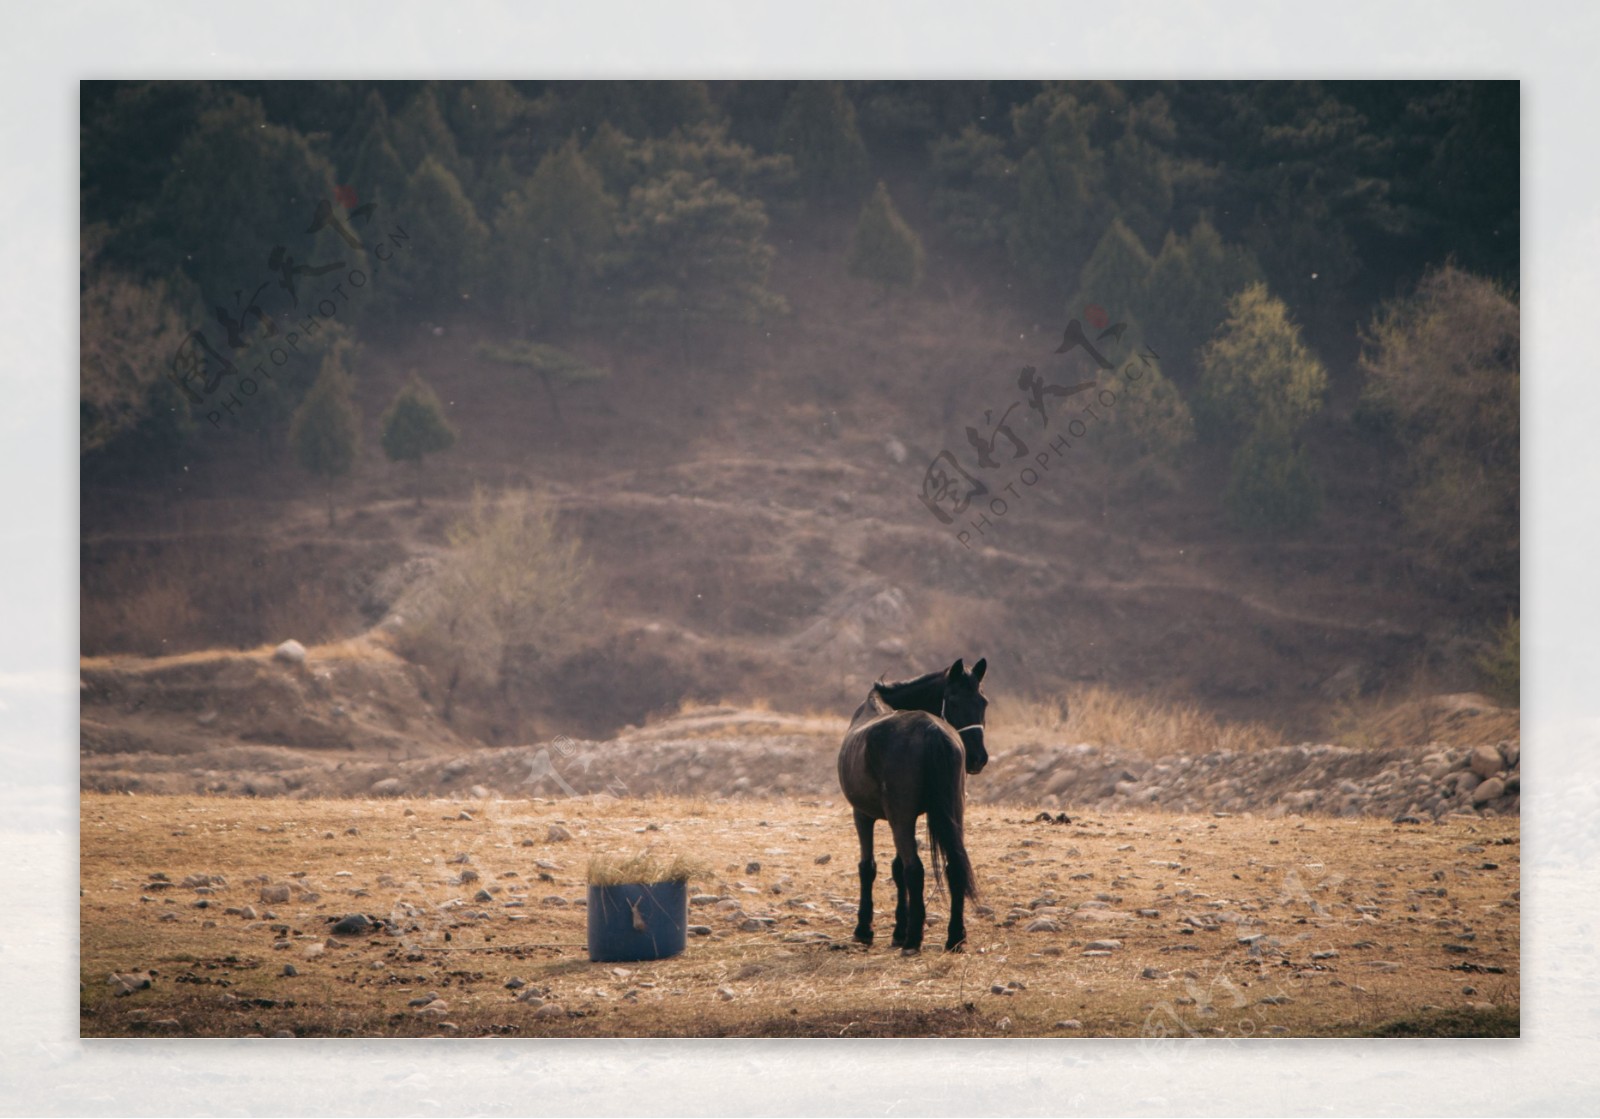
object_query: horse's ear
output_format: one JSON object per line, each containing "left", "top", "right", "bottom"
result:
{"left": 946, "top": 658, "right": 964, "bottom": 682}
{"left": 971, "top": 657, "right": 987, "bottom": 685}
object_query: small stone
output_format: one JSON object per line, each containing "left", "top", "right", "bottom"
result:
{"left": 330, "top": 913, "right": 374, "bottom": 936}
{"left": 260, "top": 883, "right": 291, "bottom": 905}
{"left": 687, "top": 925, "right": 712, "bottom": 936}
{"left": 270, "top": 1030, "right": 296, "bottom": 1038}
{"left": 1260, "top": 995, "right": 1291, "bottom": 1005}
{"left": 1024, "top": 918, "right": 1060, "bottom": 933}
{"left": 534, "top": 1003, "right": 564, "bottom": 1018}
{"left": 1311, "top": 950, "right": 1339, "bottom": 960}
{"left": 1085, "top": 939, "right": 1122, "bottom": 951}
{"left": 1471, "top": 778, "right": 1505, "bottom": 806}
{"left": 547, "top": 825, "right": 572, "bottom": 843}
{"left": 1054, "top": 1019, "right": 1083, "bottom": 1030}
{"left": 717, "top": 986, "right": 736, "bottom": 1001}
{"left": 281, "top": 964, "right": 297, "bottom": 977}
{"left": 814, "top": 854, "right": 831, "bottom": 865}
{"left": 273, "top": 639, "right": 307, "bottom": 665}
{"left": 745, "top": 861, "right": 762, "bottom": 874}
{"left": 505, "top": 977, "right": 526, "bottom": 990}
{"left": 1140, "top": 967, "right": 1167, "bottom": 980}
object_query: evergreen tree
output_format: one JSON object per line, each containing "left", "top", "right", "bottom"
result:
{"left": 848, "top": 180, "right": 924, "bottom": 298}
{"left": 138, "top": 93, "right": 337, "bottom": 307}
{"left": 1007, "top": 91, "right": 1110, "bottom": 294}
{"left": 1068, "top": 218, "right": 1153, "bottom": 325}
{"left": 374, "top": 155, "right": 489, "bottom": 321}
{"left": 290, "top": 346, "right": 362, "bottom": 526}
{"left": 347, "top": 104, "right": 409, "bottom": 213}
{"left": 392, "top": 84, "right": 466, "bottom": 184}
{"left": 492, "top": 139, "right": 616, "bottom": 333}
{"left": 1085, "top": 349, "right": 1196, "bottom": 497}
{"left": 1198, "top": 282, "right": 1329, "bottom": 532}
{"left": 610, "top": 169, "right": 787, "bottom": 338}
{"left": 929, "top": 124, "right": 1017, "bottom": 253}
{"left": 1142, "top": 218, "right": 1262, "bottom": 387}
{"left": 775, "top": 82, "right": 870, "bottom": 207}
{"left": 1197, "top": 281, "right": 1328, "bottom": 442}
{"left": 380, "top": 372, "right": 458, "bottom": 507}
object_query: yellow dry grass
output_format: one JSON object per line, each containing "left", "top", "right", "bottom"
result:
{"left": 80, "top": 793, "right": 1519, "bottom": 1038}
{"left": 991, "top": 687, "right": 1286, "bottom": 758}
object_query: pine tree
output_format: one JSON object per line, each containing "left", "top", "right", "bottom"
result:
{"left": 1142, "top": 218, "right": 1262, "bottom": 388}
{"left": 290, "top": 346, "right": 362, "bottom": 526}
{"left": 380, "top": 372, "right": 458, "bottom": 507}
{"left": 775, "top": 82, "right": 870, "bottom": 207}
{"left": 1197, "top": 281, "right": 1328, "bottom": 443}
{"left": 1007, "top": 92, "right": 1109, "bottom": 294}
{"left": 1198, "top": 282, "right": 1329, "bottom": 532}
{"left": 1068, "top": 218, "right": 1153, "bottom": 325}
{"left": 848, "top": 181, "right": 924, "bottom": 299}
{"left": 492, "top": 139, "right": 616, "bottom": 333}
{"left": 609, "top": 169, "right": 787, "bottom": 340}
{"left": 375, "top": 155, "right": 489, "bottom": 321}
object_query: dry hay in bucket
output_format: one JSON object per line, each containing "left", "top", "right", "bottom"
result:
{"left": 586, "top": 851, "right": 711, "bottom": 887}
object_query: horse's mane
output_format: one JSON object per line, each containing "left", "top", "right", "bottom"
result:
{"left": 871, "top": 668, "right": 945, "bottom": 710}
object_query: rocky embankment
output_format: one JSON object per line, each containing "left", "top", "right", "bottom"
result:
{"left": 82, "top": 704, "right": 1519, "bottom": 823}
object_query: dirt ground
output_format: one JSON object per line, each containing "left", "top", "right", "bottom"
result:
{"left": 79, "top": 792, "right": 1519, "bottom": 1038}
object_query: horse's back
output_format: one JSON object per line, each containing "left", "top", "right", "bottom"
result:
{"left": 839, "top": 710, "right": 963, "bottom": 819}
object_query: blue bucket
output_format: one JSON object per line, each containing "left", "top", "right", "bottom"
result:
{"left": 586, "top": 880, "right": 689, "bottom": 963}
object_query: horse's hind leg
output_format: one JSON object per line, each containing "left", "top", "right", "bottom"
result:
{"left": 890, "top": 857, "right": 908, "bottom": 948}
{"left": 888, "top": 816, "right": 925, "bottom": 955}
{"left": 852, "top": 810, "right": 876, "bottom": 945}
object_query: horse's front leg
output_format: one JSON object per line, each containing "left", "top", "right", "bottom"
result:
{"left": 852, "top": 810, "right": 877, "bottom": 945}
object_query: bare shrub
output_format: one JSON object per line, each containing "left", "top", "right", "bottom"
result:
{"left": 395, "top": 487, "right": 589, "bottom": 734}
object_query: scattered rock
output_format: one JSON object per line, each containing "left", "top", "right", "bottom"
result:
{"left": 281, "top": 964, "right": 297, "bottom": 977}
{"left": 547, "top": 825, "right": 572, "bottom": 843}
{"left": 273, "top": 640, "right": 307, "bottom": 665}
{"left": 1024, "top": 917, "right": 1061, "bottom": 933}
{"left": 330, "top": 913, "right": 375, "bottom": 936}
{"left": 1469, "top": 745, "right": 1503, "bottom": 780}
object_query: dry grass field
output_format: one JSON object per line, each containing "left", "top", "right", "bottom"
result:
{"left": 80, "top": 793, "right": 1519, "bottom": 1038}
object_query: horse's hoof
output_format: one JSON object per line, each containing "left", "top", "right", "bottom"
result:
{"left": 890, "top": 936, "right": 906, "bottom": 949}
{"left": 899, "top": 946, "right": 921, "bottom": 957}
{"left": 944, "top": 941, "right": 966, "bottom": 953}
{"left": 853, "top": 930, "right": 874, "bottom": 946}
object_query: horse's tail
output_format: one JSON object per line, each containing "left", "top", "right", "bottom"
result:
{"left": 923, "top": 725, "right": 978, "bottom": 902}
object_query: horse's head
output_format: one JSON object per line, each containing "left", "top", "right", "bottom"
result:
{"left": 941, "top": 656, "right": 989, "bottom": 775}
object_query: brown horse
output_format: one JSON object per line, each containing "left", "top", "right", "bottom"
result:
{"left": 836, "top": 658, "right": 988, "bottom": 954}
